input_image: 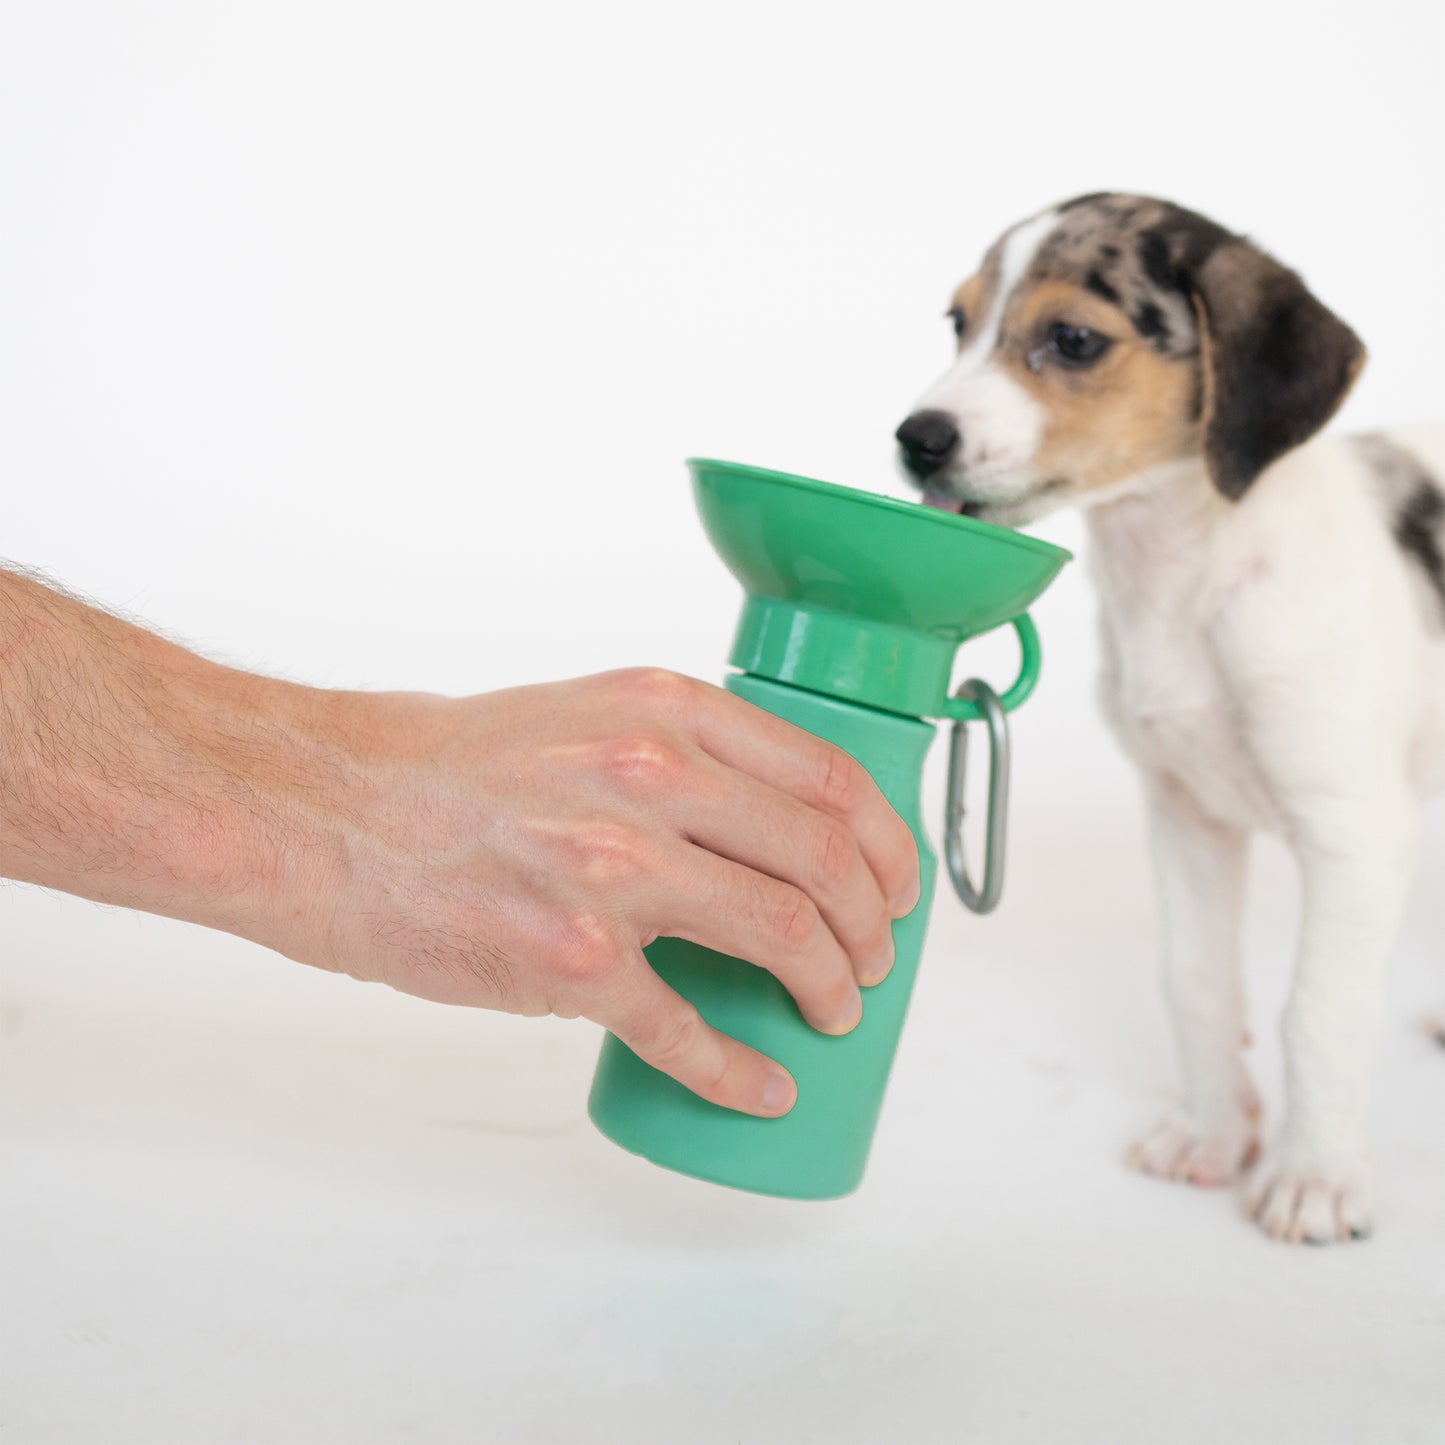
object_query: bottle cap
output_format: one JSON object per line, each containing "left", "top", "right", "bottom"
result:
{"left": 690, "top": 459, "right": 1071, "bottom": 718}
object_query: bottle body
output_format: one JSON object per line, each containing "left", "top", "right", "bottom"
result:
{"left": 587, "top": 673, "right": 938, "bottom": 1200}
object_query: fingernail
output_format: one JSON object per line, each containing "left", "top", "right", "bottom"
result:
{"left": 862, "top": 936, "right": 895, "bottom": 988}
{"left": 761, "top": 1070, "right": 797, "bottom": 1116}
{"left": 890, "top": 877, "right": 922, "bottom": 917}
{"left": 826, "top": 992, "right": 864, "bottom": 1035}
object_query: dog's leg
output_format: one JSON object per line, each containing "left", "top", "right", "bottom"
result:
{"left": 1128, "top": 779, "right": 1261, "bottom": 1186}
{"left": 1247, "top": 790, "right": 1418, "bottom": 1244}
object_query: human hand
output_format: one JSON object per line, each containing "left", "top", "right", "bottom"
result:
{"left": 0, "top": 573, "right": 919, "bottom": 1120}
{"left": 287, "top": 669, "right": 921, "bottom": 1117}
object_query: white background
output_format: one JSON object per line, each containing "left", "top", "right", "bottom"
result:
{"left": 2, "top": 3, "right": 1443, "bottom": 1443}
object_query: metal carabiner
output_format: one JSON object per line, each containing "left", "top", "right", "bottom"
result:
{"left": 944, "top": 678, "right": 1011, "bottom": 914}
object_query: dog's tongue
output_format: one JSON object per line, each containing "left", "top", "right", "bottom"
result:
{"left": 921, "top": 487, "right": 964, "bottom": 514}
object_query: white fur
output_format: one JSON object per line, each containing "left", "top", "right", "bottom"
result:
{"left": 1092, "top": 427, "right": 1445, "bottom": 1241}
{"left": 914, "top": 212, "right": 1056, "bottom": 499}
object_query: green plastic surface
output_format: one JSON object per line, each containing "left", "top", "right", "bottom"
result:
{"left": 691, "top": 459, "right": 1070, "bottom": 719}
{"left": 587, "top": 459, "right": 1071, "bottom": 1199}
{"left": 588, "top": 676, "right": 936, "bottom": 1200}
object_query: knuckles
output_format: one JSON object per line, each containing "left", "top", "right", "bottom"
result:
{"left": 594, "top": 733, "right": 686, "bottom": 793}
{"left": 643, "top": 1004, "right": 705, "bottom": 1072}
{"left": 548, "top": 913, "right": 626, "bottom": 992}
{"left": 771, "top": 886, "right": 821, "bottom": 955}
{"left": 560, "top": 819, "right": 652, "bottom": 890}
{"left": 818, "top": 745, "right": 865, "bottom": 818}
{"left": 601, "top": 666, "right": 696, "bottom": 718}
{"left": 812, "top": 816, "right": 858, "bottom": 892}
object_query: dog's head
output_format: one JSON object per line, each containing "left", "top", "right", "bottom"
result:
{"left": 896, "top": 194, "right": 1366, "bottom": 525}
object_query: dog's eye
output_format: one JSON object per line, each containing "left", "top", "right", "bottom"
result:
{"left": 1046, "top": 322, "right": 1111, "bottom": 366}
{"left": 946, "top": 306, "right": 967, "bottom": 340}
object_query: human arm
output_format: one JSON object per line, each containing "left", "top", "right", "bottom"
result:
{"left": 0, "top": 567, "right": 920, "bottom": 1116}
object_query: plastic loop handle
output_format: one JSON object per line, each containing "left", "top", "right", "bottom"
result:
{"left": 941, "top": 613, "right": 1041, "bottom": 722}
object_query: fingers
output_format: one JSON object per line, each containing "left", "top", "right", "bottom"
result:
{"left": 650, "top": 841, "right": 864, "bottom": 1035}
{"left": 669, "top": 749, "right": 897, "bottom": 988}
{"left": 686, "top": 683, "right": 922, "bottom": 916}
{"left": 594, "top": 954, "right": 798, "bottom": 1117}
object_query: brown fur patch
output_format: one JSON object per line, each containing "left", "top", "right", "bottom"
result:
{"left": 1001, "top": 279, "right": 1201, "bottom": 494}
{"left": 950, "top": 232, "right": 1011, "bottom": 350}
{"left": 949, "top": 272, "right": 987, "bottom": 347}
{"left": 923, "top": 194, "right": 1363, "bottom": 510}
{"left": 1188, "top": 241, "right": 1366, "bottom": 497}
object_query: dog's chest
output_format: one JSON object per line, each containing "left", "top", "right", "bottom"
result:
{"left": 1095, "top": 586, "right": 1278, "bottom": 830}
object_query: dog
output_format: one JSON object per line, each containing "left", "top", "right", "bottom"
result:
{"left": 894, "top": 193, "right": 1445, "bottom": 1244}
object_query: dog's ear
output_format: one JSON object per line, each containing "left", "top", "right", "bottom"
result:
{"left": 1186, "top": 241, "right": 1366, "bottom": 500}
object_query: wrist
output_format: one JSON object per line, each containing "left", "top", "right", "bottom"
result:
{"left": 0, "top": 565, "right": 451, "bottom": 972}
{"left": 174, "top": 663, "right": 368, "bottom": 962}
{"left": 207, "top": 678, "right": 456, "bottom": 970}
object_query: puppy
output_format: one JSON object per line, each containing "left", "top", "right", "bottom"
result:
{"left": 895, "top": 193, "right": 1444, "bottom": 1244}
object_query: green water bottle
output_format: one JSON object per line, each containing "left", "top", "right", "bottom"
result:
{"left": 588, "top": 459, "right": 1070, "bottom": 1199}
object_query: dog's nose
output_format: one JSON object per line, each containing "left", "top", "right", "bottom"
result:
{"left": 895, "top": 410, "right": 960, "bottom": 478}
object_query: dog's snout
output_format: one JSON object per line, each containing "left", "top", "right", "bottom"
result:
{"left": 895, "top": 410, "right": 960, "bottom": 478}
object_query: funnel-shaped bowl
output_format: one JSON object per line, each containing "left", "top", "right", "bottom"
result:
{"left": 690, "top": 459, "right": 1071, "bottom": 717}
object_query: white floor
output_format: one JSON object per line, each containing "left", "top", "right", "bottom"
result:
{"left": 3, "top": 802, "right": 1443, "bottom": 1445}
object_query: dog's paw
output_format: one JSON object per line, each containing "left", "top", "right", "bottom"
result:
{"left": 1246, "top": 1154, "right": 1374, "bottom": 1244}
{"left": 1126, "top": 1107, "right": 1261, "bottom": 1187}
